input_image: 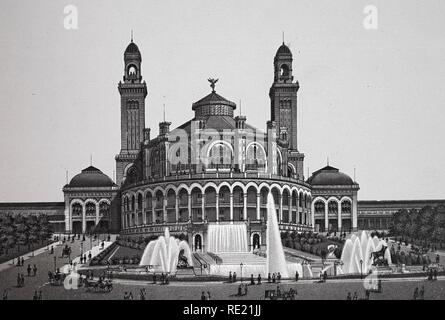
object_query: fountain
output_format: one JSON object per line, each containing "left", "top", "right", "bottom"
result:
{"left": 266, "top": 193, "right": 289, "bottom": 278}
{"left": 139, "top": 227, "right": 193, "bottom": 274}
{"left": 206, "top": 193, "right": 310, "bottom": 278}
{"left": 340, "top": 230, "right": 392, "bottom": 274}
{"left": 207, "top": 223, "right": 248, "bottom": 253}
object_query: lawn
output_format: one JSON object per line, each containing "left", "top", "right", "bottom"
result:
{"left": 0, "top": 241, "right": 53, "bottom": 264}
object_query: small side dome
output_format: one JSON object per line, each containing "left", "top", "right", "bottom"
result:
{"left": 307, "top": 165, "right": 354, "bottom": 186}
{"left": 276, "top": 43, "right": 292, "bottom": 56}
{"left": 68, "top": 166, "right": 116, "bottom": 188}
{"left": 125, "top": 41, "right": 140, "bottom": 54}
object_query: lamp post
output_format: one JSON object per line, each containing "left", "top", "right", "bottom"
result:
{"left": 360, "top": 259, "right": 363, "bottom": 279}
{"left": 240, "top": 262, "right": 244, "bottom": 284}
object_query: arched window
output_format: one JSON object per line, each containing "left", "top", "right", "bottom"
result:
{"left": 341, "top": 200, "right": 352, "bottom": 214}
{"left": 85, "top": 202, "right": 96, "bottom": 216}
{"left": 314, "top": 201, "right": 325, "bottom": 214}
{"left": 72, "top": 203, "right": 82, "bottom": 216}
{"left": 131, "top": 195, "right": 135, "bottom": 211}
{"left": 137, "top": 193, "right": 143, "bottom": 210}
{"left": 127, "top": 65, "right": 137, "bottom": 76}
{"left": 280, "top": 64, "right": 289, "bottom": 77}
{"left": 328, "top": 201, "right": 338, "bottom": 215}
{"left": 208, "top": 142, "right": 233, "bottom": 169}
{"left": 246, "top": 143, "right": 266, "bottom": 170}
{"left": 99, "top": 202, "right": 110, "bottom": 216}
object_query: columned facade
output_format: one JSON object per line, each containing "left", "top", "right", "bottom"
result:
{"left": 121, "top": 177, "right": 312, "bottom": 236}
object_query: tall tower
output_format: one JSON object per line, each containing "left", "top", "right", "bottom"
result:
{"left": 269, "top": 42, "right": 299, "bottom": 149}
{"left": 115, "top": 39, "right": 148, "bottom": 185}
{"left": 269, "top": 42, "right": 304, "bottom": 179}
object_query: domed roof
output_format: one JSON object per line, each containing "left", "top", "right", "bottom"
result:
{"left": 276, "top": 43, "right": 292, "bottom": 56}
{"left": 307, "top": 165, "right": 354, "bottom": 186}
{"left": 192, "top": 91, "right": 236, "bottom": 110}
{"left": 68, "top": 166, "right": 115, "bottom": 188}
{"left": 125, "top": 41, "right": 140, "bottom": 54}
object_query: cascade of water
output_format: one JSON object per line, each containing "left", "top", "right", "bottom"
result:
{"left": 207, "top": 224, "right": 248, "bottom": 253}
{"left": 266, "top": 193, "right": 289, "bottom": 278}
{"left": 340, "top": 230, "right": 392, "bottom": 274}
{"left": 139, "top": 227, "right": 193, "bottom": 274}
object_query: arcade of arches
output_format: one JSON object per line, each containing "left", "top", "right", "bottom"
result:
{"left": 121, "top": 182, "right": 312, "bottom": 229}
{"left": 68, "top": 199, "right": 111, "bottom": 234}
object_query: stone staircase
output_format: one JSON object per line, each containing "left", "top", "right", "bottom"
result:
{"left": 216, "top": 252, "right": 267, "bottom": 265}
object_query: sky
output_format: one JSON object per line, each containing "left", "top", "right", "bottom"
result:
{"left": 0, "top": 0, "right": 444, "bottom": 202}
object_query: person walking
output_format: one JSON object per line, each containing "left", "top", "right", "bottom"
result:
{"left": 33, "top": 264, "right": 38, "bottom": 277}
{"left": 17, "top": 273, "right": 21, "bottom": 287}
{"left": 250, "top": 274, "right": 255, "bottom": 285}
{"left": 419, "top": 286, "right": 425, "bottom": 300}
{"left": 139, "top": 288, "right": 146, "bottom": 300}
{"left": 201, "top": 291, "right": 206, "bottom": 300}
{"left": 295, "top": 271, "right": 299, "bottom": 282}
{"left": 21, "top": 274, "right": 25, "bottom": 287}
{"left": 267, "top": 273, "right": 271, "bottom": 283}
{"left": 207, "top": 291, "right": 211, "bottom": 300}
{"left": 233, "top": 272, "right": 237, "bottom": 283}
{"left": 229, "top": 271, "right": 232, "bottom": 283}
{"left": 21, "top": 257, "right": 24, "bottom": 266}
{"left": 413, "top": 287, "right": 419, "bottom": 300}
{"left": 433, "top": 269, "right": 438, "bottom": 280}
{"left": 352, "top": 292, "right": 358, "bottom": 300}
{"left": 346, "top": 292, "right": 352, "bottom": 300}
{"left": 27, "top": 264, "right": 31, "bottom": 277}
{"left": 257, "top": 274, "right": 262, "bottom": 285}
{"left": 277, "top": 272, "right": 281, "bottom": 283}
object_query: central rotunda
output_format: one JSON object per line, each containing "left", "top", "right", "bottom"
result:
{"left": 116, "top": 40, "right": 313, "bottom": 252}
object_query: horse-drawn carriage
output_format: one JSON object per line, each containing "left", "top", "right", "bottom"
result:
{"left": 61, "top": 245, "right": 72, "bottom": 258}
{"left": 48, "top": 271, "right": 67, "bottom": 286}
{"left": 263, "top": 288, "right": 297, "bottom": 300}
{"left": 84, "top": 279, "right": 113, "bottom": 293}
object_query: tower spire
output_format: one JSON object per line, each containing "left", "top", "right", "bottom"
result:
{"left": 90, "top": 154, "right": 93, "bottom": 166}
{"left": 131, "top": 29, "right": 133, "bottom": 42}
{"left": 327, "top": 156, "right": 329, "bottom": 166}
{"left": 162, "top": 95, "right": 166, "bottom": 122}
{"left": 282, "top": 31, "right": 285, "bottom": 44}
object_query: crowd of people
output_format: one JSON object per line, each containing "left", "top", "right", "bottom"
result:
{"left": 427, "top": 268, "right": 438, "bottom": 281}
{"left": 152, "top": 272, "right": 170, "bottom": 285}
{"left": 32, "top": 290, "right": 43, "bottom": 300}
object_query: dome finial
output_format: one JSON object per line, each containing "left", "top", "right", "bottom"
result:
{"left": 207, "top": 78, "right": 218, "bottom": 92}
{"left": 327, "top": 156, "right": 329, "bottom": 166}
{"left": 131, "top": 29, "right": 133, "bottom": 43}
{"left": 282, "top": 31, "right": 285, "bottom": 45}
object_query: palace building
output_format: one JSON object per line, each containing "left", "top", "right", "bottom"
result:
{"left": 1, "top": 39, "right": 443, "bottom": 249}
